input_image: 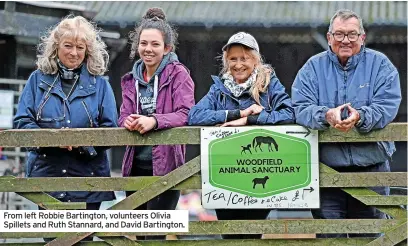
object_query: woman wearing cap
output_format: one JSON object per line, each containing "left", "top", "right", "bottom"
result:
{"left": 188, "top": 32, "right": 294, "bottom": 239}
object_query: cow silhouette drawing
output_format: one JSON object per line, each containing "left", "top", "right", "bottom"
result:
{"left": 241, "top": 144, "right": 252, "bottom": 155}
{"left": 252, "top": 176, "right": 269, "bottom": 189}
{"left": 252, "top": 136, "right": 278, "bottom": 152}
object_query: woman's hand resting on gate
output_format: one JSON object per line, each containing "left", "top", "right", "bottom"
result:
{"left": 240, "top": 104, "right": 264, "bottom": 117}
{"left": 124, "top": 114, "right": 157, "bottom": 134}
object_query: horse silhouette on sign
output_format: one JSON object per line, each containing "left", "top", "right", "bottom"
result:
{"left": 252, "top": 136, "right": 278, "bottom": 152}
{"left": 241, "top": 144, "right": 252, "bottom": 155}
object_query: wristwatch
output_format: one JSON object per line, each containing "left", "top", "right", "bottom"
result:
{"left": 355, "top": 110, "right": 364, "bottom": 127}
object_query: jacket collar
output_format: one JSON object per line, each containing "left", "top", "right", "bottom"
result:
{"left": 158, "top": 62, "right": 182, "bottom": 90}
{"left": 131, "top": 52, "right": 179, "bottom": 82}
{"left": 327, "top": 45, "right": 365, "bottom": 70}
{"left": 129, "top": 61, "right": 181, "bottom": 92}
{"left": 39, "top": 65, "right": 96, "bottom": 101}
{"left": 123, "top": 60, "right": 188, "bottom": 110}
{"left": 211, "top": 75, "right": 231, "bottom": 95}
{"left": 70, "top": 65, "right": 97, "bottom": 102}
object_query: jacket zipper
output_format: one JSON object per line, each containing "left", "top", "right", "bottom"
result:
{"left": 222, "top": 91, "right": 239, "bottom": 103}
{"left": 36, "top": 95, "right": 51, "bottom": 121}
{"left": 222, "top": 90, "right": 268, "bottom": 111}
{"left": 221, "top": 92, "right": 240, "bottom": 110}
{"left": 343, "top": 69, "right": 354, "bottom": 165}
{"left": 40, "top": 79, "right": 55, "bottom": 88}
{"left": 37, "top": 76, "right": 59, "bottom": 121}
{"left": 81, "top": 101, "right": 94, "bottom": 127}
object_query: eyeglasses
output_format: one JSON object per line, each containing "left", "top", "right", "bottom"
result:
{"left": 331, "top": 32, "right": 361, "bottom": 42}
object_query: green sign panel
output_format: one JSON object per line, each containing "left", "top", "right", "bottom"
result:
{"left": 209, "top": 129, "right": 311, "bottom": 197}
{"left": 201, "top": 126, "right": 319, "bottom": 209}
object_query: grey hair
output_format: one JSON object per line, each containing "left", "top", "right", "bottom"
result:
{"left": 328, "top": 9, "right": 365, "bottom": 34}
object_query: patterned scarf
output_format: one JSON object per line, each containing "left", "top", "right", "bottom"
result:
{"left": 222, "top": 69, "right": 258, "bottom": 97}
{"left": 57, "top": 59, "right": 82, "bottom": 80}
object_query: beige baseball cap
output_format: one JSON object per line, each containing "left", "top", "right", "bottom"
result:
{"left": 222, "top": 32, "right": 260, "bottom": 53}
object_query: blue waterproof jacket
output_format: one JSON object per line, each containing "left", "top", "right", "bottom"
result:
{"left": 292, "top": 47, "right": 401, "bottom": 167}
{"left": 14, "top": 66, "right": 118, "bottom": 202}
{"left": 188, "top": 73, "right": 294, "bottom": 125}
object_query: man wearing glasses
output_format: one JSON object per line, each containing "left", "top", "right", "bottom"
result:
{"left": 291, "top": 9, "right": 401, "bottom": 238}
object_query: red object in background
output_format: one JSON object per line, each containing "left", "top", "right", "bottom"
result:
{"left": 198, "top": 212, "right": 217, "bottom": 221}
{"left": 178, "top": 191, "right": 217, "bottom": 221}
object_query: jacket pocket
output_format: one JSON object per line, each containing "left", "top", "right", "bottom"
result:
{"left": 30, "top": 154, "right": 57, "bottom": 177}
{"left": 35, "top": 94, "right": 65, "bottom": 127}
{"left": 259, "top": 95, "right": 272, "bottom": 112}
{"left": 349, "top": 142, "right": 390, "bottom": 167}
{"left": 90, "top": 154, "right": 110, "bottom": 177}
{"left": 26, "top": 153, "right": 38, "bottom": 177}
{"left": 174, "top": 145, "right": 186, "bottom": 168}
{"left": 36, "top": 94, "right": 51, "bottom": 121}
{"left": 378, "top": 141, "right": 395, "bottom": 161}
{"left": 37, "top": 117, "right": 64, "bottom": 128}
{"left": 36, "top": 95, "right": 64, "bottom": 128}
{"left": 219, "top": 93, "right": 227, "bottom": 109}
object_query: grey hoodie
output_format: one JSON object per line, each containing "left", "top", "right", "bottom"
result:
{"left": 131, "top": 52, "right": 179, "bottom": 169}
{"left": 132, "top": 52, "right": 179, "bottom": 115}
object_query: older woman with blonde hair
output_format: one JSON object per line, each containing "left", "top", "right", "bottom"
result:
{"left": 188, "top": 32, "right": 294, "bottom": 239}
{"left": 14, "top": 15, "right": 118, "bottom": 210}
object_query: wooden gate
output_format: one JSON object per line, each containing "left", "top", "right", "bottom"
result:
{"left": 0, "top": 123, "right": 406, "bottom": 245}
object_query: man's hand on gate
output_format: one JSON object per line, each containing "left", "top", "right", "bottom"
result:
{"left": 325, "top": 103, "right": 349, "bottom": 128}
{"left": 335, "top": 105, "right": 360, "bottom": 132}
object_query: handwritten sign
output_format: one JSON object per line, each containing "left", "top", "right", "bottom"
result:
{"left": 201, "top": 126, "right": 319, "bottom": 209}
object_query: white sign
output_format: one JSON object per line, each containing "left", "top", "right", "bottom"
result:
{"left": 201, "top": 125, "right": 319, "bottom": 209}
{"left": 0, "top": 210, "right": 189, "bottom": 232}
{"left": 0, "top": 90, "right": 14, "bottom": 129}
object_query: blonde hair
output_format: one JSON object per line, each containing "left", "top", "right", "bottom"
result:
{"left": 36, "top": 15, "right": 109, "bottom": 75}
{"left": 221, "top": 45, "right": 274, "bottom": 105}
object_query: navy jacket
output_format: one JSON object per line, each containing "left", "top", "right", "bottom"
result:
{"left": 188, "top": 72, "right": 294, "bottom": 125}
{"left": 292, "top": 47, "right": 401, "bottom": 167}
{"left": 14, "top": 66, "right": 118, "bottom": 203}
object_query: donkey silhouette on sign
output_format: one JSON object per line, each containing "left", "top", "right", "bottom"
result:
{"left": 252, "top": 136, "right": 278, "bottom": 152}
